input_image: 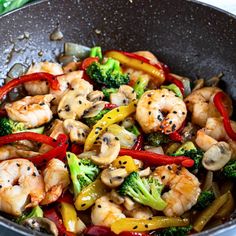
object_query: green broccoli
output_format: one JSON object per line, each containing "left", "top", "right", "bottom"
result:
{"left": 161, "top": 83, "right": 183, "bottom": 99}
{"left": 194, "top": 190, "right": 215, "bottom": 210}
{"left": 157, "top": 225, "right": 192, "bottom": 236}
{"left": 146, "top": 132, "right": 170, "bottom": 147}
{"left": 83, "top": 109, "right": 110, "bottom": 127}
{"left": 173, "top": 141, "right": 204, "bottom": 171}
{"left": 86, "top": 58, "right": 130, "bottom": 88}
{"left": 133, "top": 76, "right": 149, "bottom": 98}
{"left": 0, "top": 117, "right": 44, "bottom": 136}
{"left": 90, "top": 46, "right": 102, "bottom": 61}
{"left": 16, "top": 206, "right": 43, "bottom": 224}
{"left": 126, "top": 125, "right": 140, "bottom": 136}
{"left": 119, "top": 172, "right": 166, "bottom": 211}
{"left": 67, "top": 152, "right": 100, "bottom": 197}
{"left": 102, "top": 88, "right": 118, "bottom": 101}
{"left": 223, "top": 160, "right": 236, "bottom": 179}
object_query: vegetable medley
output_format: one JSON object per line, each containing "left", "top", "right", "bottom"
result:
{"left": 0, "top": 45, "right": 235, "bottom": 236}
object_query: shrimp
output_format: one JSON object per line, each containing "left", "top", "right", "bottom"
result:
{"left": 91, "top": 195, "right": 126, "bottom": 227}
{"left": 0, "top": 159, "right": 45, "bottom": 216}
{"left": 184, "top": 87, "right": 232, "bottom": 127}
{"left": 40, "top": 159, "right": 70, "bottom": 205}
{"left": 50, "top": 71, "right": 93, "bottom": 105}
{"left": 136, "top": 89, "right": 187, "bottom": 134}
{"left": 122, "top": 51, "right": 159, "bottom": 87}
{"left": 24, "top": 62, "right": 63, "bottom": 95}
{"left": 5, "top": 94, "right": 54, "bottom": 128}
{"left": 153, "top": 164, "right": 201, "bottom": 217}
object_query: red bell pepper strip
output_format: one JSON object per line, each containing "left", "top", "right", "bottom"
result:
{"left": 104, "top": 103, "right": 118, "bottom": 109}
{"left": 0, "top": 72, "right": 60, "bottom": 101}
{"left": 0, "top": 109, "right": 7, "bottom": 117}
{"left": 213, "top": 92, "right": 236, "bottom": 141}
{"left": 70, "top": 143, "right": 84, "bottom": 155}
{"left": 44, "top": 208, "right": 67, "bottom": 236}
{"left": 166, "top": 74, "right": 185, "bottom": 96}
{"left": 81, "top": 57, "right": 99, "bottom": 70}
{"left": 119, "top": 149, "right": 194, "bottom": 168}
{"left": 84, "top": 226, "right": 116, "bottom": 236}
{"left": 132, "top": 135, "right": 144, "bottom": 150}
{"left": 0, "top": 132, "right": 68, "bottom": 166}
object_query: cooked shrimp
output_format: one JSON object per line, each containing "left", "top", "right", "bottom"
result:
{"left": 136, "top": 89, "right": 187, "bottom": 134}
{"left": 50, "top": 71, "right": 93, "bottom": 105}
{"left": 5, "top": 94, "right": 54, "bottom": 128}
{"left": 184, "top": 87, "right": 232, "bottom": 127}
{"left": 0, "top": 159, "right": 45, "bottom": 216}
{"left": 91, "top": 195, "right": 126, "bottom": 227}
{"left": 153, "top": 164, "right": 201, "bottom": 217}
{"left": 122, "top": 51, "right": 159, "bottom": 87}
{"left": 40, "top": 159, "right": 70, "bottom": 205}
{"left": 110, "top": 85, "right": 137, "bottom": 106}
{"left": 24, "top": 62, "right": 63, "bottom": 95}
{"left": 195, "top": 129, "right": 218, "bottom": 151}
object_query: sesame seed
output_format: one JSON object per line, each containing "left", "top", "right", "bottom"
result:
{"left": 148, "top": 111, "right": 151, "bottom": 115}
{"left": 108, "top": 117, "right": 112, "bottom": 119}
{"left": 162, "top": 95, "right": 165, "bottom": 97}
{"left": 148, "top": 101, "right": 152, "bottom": 105}
{"left": 79, "top": 100, "right": 82, "bottom": 104}
{"left": 115, "top": 137, "right": 119, "bottom": 140}
{"left": 123, "top": 161, "right": 127, "bottom": 164}
{"left": 161, "top": 176, "right": 165, "bottom": 180}
{"left": 65, "top": 105, "right": 70, "bottom": 112}
{"left": 81, "top": 203, "right": 86, "bottom": 207}
{"left": 117, "top": 109, "right": 120, "bottom": 112}
{"left": 182, "top": 112, "right": 185, "bottom": 115}
{"left": 147, "top": 94, "right": 152, "bottom": 97}
{"left": 119, "top": 160, "right": 122, "bottom": 165}
{"left": 173, "top": 111, "right": 177, "bottom": 114}
{"left": 95, "top": 131, "right": 99, "bottom": 134}
{"left": 145, "top": 224, "right": 148, "bottom": 228}
{"left": 27, "top": 166, "right": 31, "bottom": 171}
{"left": 168, "top": 166, "right": 172, "bottom": 170}
{"left": 169, "top": 120, "right": 172, "bottom": 124}
{"left": 16, "top": 163, "right": 20, "bottom": 167}
{"left": 133, "top": 226, "right": 138, "bottom": 229}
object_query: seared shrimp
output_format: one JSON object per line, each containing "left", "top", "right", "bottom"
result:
{"left": 184, "top": 87, "right": 232, "bottom": 127}
{"left": 5, "top": 94, "right": 54, "bottom": 128}
{"left": 24, "top": 62, "right": 63, "bottom": 95}
{"left": 91, "top": 195, "right": 125, "bottom": 227}
{"left": 41, "top": 159, "right": 70, "bottom": 205}
{"left": 136, "top": 89, "right": 187, "bottom": 134}
{"left": 153, "top": 164, "right": 200, "bottom": 217}
{"left": 50, "top": 71, "right": 93, "bottom": 105}
{"left": 0, "top": 159, "right": 45, "bottom": 216}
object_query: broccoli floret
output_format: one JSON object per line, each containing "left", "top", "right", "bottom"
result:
{"left": 67, "top": 152, "right": 100, "bottom": 197}
{"left": 119, "top": 172, "right": 166, "bottom": 211}
{"left": 194, "top": 190, "right": 215, "bottom": 210}
{"left": 0, "top": 117, "right": 44, "bottom": 136}
{"left": 223, "top": 160, "right": 236, "bottom": 179}
{"left": 102, "top": 88, "right": 118, "bottom": 101}
{"left": 90, "top": 46, "right": 102, "bottom": 60}
{"left": 161, "top": 83, "right": 183, "bottom": 99}
{"left": 146, "top": 132, "right": 170, "bottom": 147}
{"left": 16, "top": 206, "right": 43, "bottom": 224}
{"left": 173, "top": 141, "right": 204, "bottom": 171}
{"left": 86, "top": 58, "right": 129, "bottom": 88}
{"left": 126, "top": 125, "right": 140, "bottom": 136}
{"left": 83, "top": 109, "right": 110, "bottom": 127}
{"left": 133, "top": 76, "right": 149, "bottom": 98}
{"left": 157, "top": 225, "right": 192, "bottom": 236}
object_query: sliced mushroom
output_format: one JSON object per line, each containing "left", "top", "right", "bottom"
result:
{"left": 58, "top": 91, "right": 92, "bottom": 120}
{"left": 21, "top": 217, "right": 58, "bottom": 236}
{"left": 101, "top": 167, "right": 128, "bottom": 188}
{"left": 83, "top": 101, "right": 107, "bottom": 118}
{"left": 110, "top": 85, "right": 136, "bottom": 106}
{"left": 138, "top": 167, "right": 151, "bottom": 177}
{"left": 64, "top": 119, "right": 90, "bottom": 144}
{"left": 91, "top": 132, "right": 120, "bottom": 166}
{"left": 87, "top": 90, "right": 104, "bottom": 102}
{"left": 202, "top": 141, "right": 232, "bottom": 171}
{"left": 109, "top": 189, "right": 125, "bottom": 205}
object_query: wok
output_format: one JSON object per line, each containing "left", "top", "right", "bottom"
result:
{"left": 0, "top": 0, "right": 235, "bottom": 235}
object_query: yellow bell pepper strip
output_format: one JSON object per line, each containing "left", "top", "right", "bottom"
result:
{"left": 111, "top": 216, "right": 189, "bottom": 234}
{"left": 215, "top": 192, "right": 235, "bottom": 219}
{"left": 75, "top": 178, "right": 108, "bottom": 211}
{"left": 105, "top": 50, "right": 165, "bottom": 86}
{"left": 60, "top": 202, "right": 78, "bottom": 233}
{"left": 193, "top": 191, "right": 229, "bottom": 232}
{"left": 112, "top": 155, "right": 138, "bottom": 173}
{"left": 84, "top": 101, "right": 136, "bottom": 151}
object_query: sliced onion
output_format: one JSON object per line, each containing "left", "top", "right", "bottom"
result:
{"left": 64, "top": 43, "right": 90, "bottom": 59}
{"left": 50, "top": 27, "right": 63, "bottom": 41}
{"left": 144, "top": 145, "right": 164, "bottom": 154}
{"left": 7, "top": 63, "right": 26, "bottom": 79}
{"left": 202, "top": 170, "right": 213, "bottom": 191}
{"left": 58, "top": 55, "right": 78, "bottom": 66}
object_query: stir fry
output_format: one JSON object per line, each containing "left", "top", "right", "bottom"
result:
{"left": 0, "top": 46, "right": 235, "bottom": 236}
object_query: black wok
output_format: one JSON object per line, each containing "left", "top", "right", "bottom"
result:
{"left": 0, "top": 0, "right": 235, "bottom": 235}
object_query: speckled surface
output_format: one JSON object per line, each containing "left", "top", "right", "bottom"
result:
{"left": 0, "top": 0, "right": 236, "bottom": 235}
